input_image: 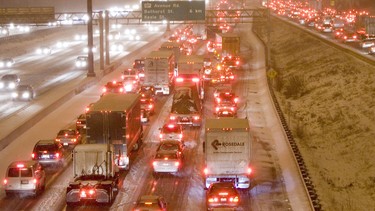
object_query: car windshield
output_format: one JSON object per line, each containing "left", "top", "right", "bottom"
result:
{"left": 211, "top": 184, "right": 236, "bottom": 193}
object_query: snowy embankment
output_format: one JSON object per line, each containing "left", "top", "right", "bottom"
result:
{"left": 258, "top": 18, "right": 375, "bottom": 210}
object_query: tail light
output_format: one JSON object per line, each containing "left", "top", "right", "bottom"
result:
{"left": 247, "top": 167, "right": 252, "bottom": 175}
{"left": 121, "top": 75, "right": 125, "bottom": 80}
{"left": 216, "top": 98, "right": 221, "bottom": 103}
{"left": 174, "top": 162, "right": 180, "bottom": 167}
{"left": 230, "top": 107, "right": 235, "bottom": 111}
{"left": 353, "top": 35, "right": 357, "bottom": 39}
{"left": 208, "top": 197, "right": 219, "bottom": 203}
{"left": 179, "top": 134, "right": 183, "bottom": 139}
{"left": 139, "top": 73, "right": 145, "bottom": 77}
{"left": 3, "top": 179, "right": 7, "bottom": 185}
{"left": 152, "top": 161, "right": 157, "bottom": 166}
{"left": 229, "top": 75, "right": 234, "bottom": 79}
{"left": 55, "top": 139, "right": 60, "bottom": 142}
{"left": 148, "top": 104, "right": 153, "bottom": 109}
{"left": 193, "top": 116, "right": 200, "bottom": 120}
{"left": 215, "top": 107, "right": 220, "bottom": 112}
{"left": 204, "top": 168, "right": 208, "bottom": 175}
{"left": 72, "top": 138, "right": 77, "bottom": 142}
{"left": 159, "top": 134, "right": 163, "bottom": 139}
{"left": 31, "top": 153, "right": 35, "bottom": 159}
{"left": 55, "top": 153, "right": 60, "bottom": 158}
{"left": 192, "top": 78, "right": 199, "bottom": 82}
{"left": 102, "top": 87, "right": 107, "bottom": 93}
{"left": 170, "top": 116, "right": 176, "bottom": 120}
{"left": 119, "top": 87, "right": 124, "bottom": 92}
{"left": 236, "top": 60, "right": 240, "bottom": 65}
{"left": 230, "top": 196, "right": 239, "bottom": 202}
{"left": 33, "top": 179, "right": 37, "bottom": 184}
{"left": 234, "top": 97, "right": 239, "bottom": 103}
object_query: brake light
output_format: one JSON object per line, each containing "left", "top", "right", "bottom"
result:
{"left": 193, "top": 116, "right": 200, "bottom": 120}
{"left": 72, "top": 138, "right": 77, "bottom": 142}
{"left": 216, "top": 98, "right": 221, "bottom": 103}
{"left": 119, "top": 87, "right": 124, "bottom": 92}
{"left": 208, "top": 197, "right": 219, "bottom": 203}
{"left": 176, "top": 77, "right": 184, "bottom": 82}
{"left": 33, "top": 179, "right": 37, "bottom": 184}
{"left": 31, "top": 153, "right": 36, "bottom": 158}
{"left": 175, "top": 161, "right": 180, "bottom": 167}
{"left": 247, "top": 167, "right": 252, "bottom": 175}
{"left": 167, "top": 124, "right": 175, "bottom": 128}
{"left": 229, "top": 75, "right": 234, "bottom": 79}
{"left": 3, "top": 179, "right": 7, "bottom": 185}
{"left": 159, "top": 134, "right": 163, "bottom": 139}
{"left": 236, "top": 60, "right": 240, "bottom": 65}
{"left": 353, "top": 35, "right": 357, "bottom": 39}
{"left": 55, "top": 138, "right": 60, "bottom": 142}
{"left": 102, "top": 87, "right": 107, "bottom": 93}
{"left": 230, "top": 107, "right": 235, "bottom": 111}
{"left": 216, "top": 107, "right": 220, "bottom": 112}
{"left": 179, "top": 134, "right": 183, "bottom": 139}
{"left": 170, "top": 116, "right": 176, "bottom": 120}
{"left": 204, "top": 168, "right": 208, "bottom": 175}
{"left": 234, "top": 97, "right": 239, "bottom": 103}
{"left": 152, "top": 161, "right": 157, "bottom": 166}
{"left": 55, "top": 153, "right": 60, "bottom": 158}
{"left": 148, "top": 104, "right": 153, "bottom": 109}
{"left": 192, "top": 77, "right": 199, "bottom": 82}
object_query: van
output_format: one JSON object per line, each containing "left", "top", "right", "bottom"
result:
{"left": 3, "top": 160, "right": 46, "bottom": 197}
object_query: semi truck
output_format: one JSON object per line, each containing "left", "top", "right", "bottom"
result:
{"left": 66, "top": 144, "right": 119, "bottom": 205}
{"left": 86, "top": 93, "right": 143, "bottom": 170}
{"left": 169, "top": 82, "right": 202, "bottom": 127}
{"left": 176, "top": 54, "right": 205, "bottom": 100}
{"left": 159, "top": 41, "right": 182, "bottom": 64}
{"left": 143, "top": 50, "right": 175, "bottom": 95}
{"left": 215, "top": 32, "right": 240, "bottom": 57}
{"left": 203, "top": 118, "right": 252, "bottom": 189}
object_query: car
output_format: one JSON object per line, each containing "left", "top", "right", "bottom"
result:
{"left": 3, "top": 160, "right": 46, "bottom": 197}
{"left": 140, "top": 97, "right": 155, "bottom": 115}
{"left": 140, "top": 109, "right": 150, "bottom": 123}
{"left": 221, "top": 55, "right": 240, "bottom": 69}
{"left": 156, "top": 140, "right": 185, "bottom": 156}
{"left": 140, "top": 86, "right": 156, "bottom": 102}
{"left": 215, "top": 91, "right": 239, "bottom": 105}
{"left": 152, "top": 150, "right": 183, "bottom": 176}
{"left": 75, "top": 56, "right": 88, "bottom": 69}
{"left": 55, "top": 129, "right": 81, "bottom": 146}
{"left": 102, "top": 81, "right": 125, "bottom": 95}
{"left": 0, "top": 57, "right": 15, "bottom": 68}
{"left": 11, "top": 85, "right": 35, "bottom": 101}
{"left": 122, "top": 75, "right": 139, "bottom": 92}
{"left": 175, "top": 73, "right": 200, "bottom": 83}
{"left": 108, "top": 31, "right": 120, "bottom": 40}
{"left": 159, "top": 123, "right": 183, "bottom": 142}
{"left": 83, "top": 45, "right": 97, "bottom": 53}
{"left": 133, "top": 195, "right": 167, "bottom": 211}
{"left": 359, "top": 36, "right": 375, "bottom": 49}
{"left": 205, "top": 182, "right": 240, "bottom": 210}
{"left": 0, "top": 74, "right": 20, "bottom": 90}
{"left": 76, "top": 114, "right": 86, "bottom": 131}
{"left": 213, "top": 85, "right": 232, "bottom": 98}
{"left": 340, "top": 31, "right": 359, "bottom": 43}
{"left": 36, "top": 46, "right": 52, "bottom": 55}
{"left": 369, "top": 46, "right": 375, "bottom": 55}
{"left": 216, "top": 109, "right": 236, "bottom": 118}
{"left": 110, "top": 42, "right": 125, "bottom": 52}
{"left": 31, "top": 140, "right": 64, "bottom": 167}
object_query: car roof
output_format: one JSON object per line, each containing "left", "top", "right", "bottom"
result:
{"left": 8, "top": 160, "right": 39, "bottom": 168}
{"left": 139, "top": 195, "right": 160, "bottom": 202}
{"left": 36, "top": 139, "right": 57, "bottom": 145}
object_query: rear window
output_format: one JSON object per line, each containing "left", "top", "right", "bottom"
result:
{"left": 8, "top": 167, "right": 33, "bottom": 177}
{"left": 159, "top": 143, "right": 179, "bottom": 151}
{"left": 155, "top": 153, "right": 177, "bottom": 159}
{"left": 162, "top": 125, "right": 181, "bottom": 133}
{"left": 58, "top": 130, "right": 75, "bottom": 136}
{"left": 35, "top": 144, "right": 57, "bottom": 152}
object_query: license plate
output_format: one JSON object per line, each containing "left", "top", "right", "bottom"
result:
{"left": 21, "top": 180, "right": 29, "bottom": 184}
{"left": 163, "top": 163, "right": 169, "bottom": 166}
{"left": 220, "top": 198, "right": 227, "bottom": 202}
{"left": 42, "top": 155, "right": 49, "bottom": 158}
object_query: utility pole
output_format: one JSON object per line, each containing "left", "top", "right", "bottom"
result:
{"left": 105, "top": 10, "right": 110, "bottom": 65}
{"left": 99, "top": 11, "right": 104, "bottom": 70}
{"left": 86, "top": 0, "right": 96, "bottom": 77}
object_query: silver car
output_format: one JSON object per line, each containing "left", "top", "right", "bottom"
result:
{"left": 152, "top": 151, "right": 182, "bottom": 176}
{"left": 3, "top": 160, "right": 46, "bottom": 197}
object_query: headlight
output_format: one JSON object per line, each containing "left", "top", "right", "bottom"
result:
{"left": 8, "top": 82, "right": 16, "bottom": 89}
{"left": 0, "top": 82, "right": 4, "bottom": 88}
{"left": 11, "top": 92, "right": 18, "bottom": 98}
{"left": 22, "top": 92, "right": 30, "bottom": 99}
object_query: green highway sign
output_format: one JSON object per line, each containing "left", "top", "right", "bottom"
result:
{"left": 142, "top": 1, "right": 205, "bottom": 21}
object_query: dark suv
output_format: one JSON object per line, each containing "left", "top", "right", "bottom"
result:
{"left": 31, "top": 140, "right": 64, "bottom": 167}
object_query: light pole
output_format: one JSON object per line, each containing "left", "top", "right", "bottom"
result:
{"left": 87, "top": 0, "right": 96, "bottom": 77}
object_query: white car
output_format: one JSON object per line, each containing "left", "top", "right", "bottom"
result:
{"left": 0, "top": 58, "right": 15, "bottom": 68}
{"left": 3, "top": 160, "right": 46, "bottom": 197}
{"left": 36, "top": 46, "right": 52, "bottom": 55}
{"left": 75, "top": 56, "right": 88, "bottom": 69}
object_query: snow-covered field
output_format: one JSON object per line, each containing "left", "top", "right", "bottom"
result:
{"left": 257, "top": 18, "right": 375, "bottom": 210}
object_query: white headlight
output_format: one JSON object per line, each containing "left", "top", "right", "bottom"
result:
{"left": 11, "top": 92, "right": 18, "bottom": 98}
{"left": 0, "top": 82, "right": 4, "bottom": 88}
{"left": 22, "top": 92, "right": 30, "bottom": 99}
{"left": 8, "top": 82, "right": 16, "bottom": 89}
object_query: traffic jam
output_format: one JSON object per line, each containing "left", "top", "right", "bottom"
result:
{"left": 265, "top": 0, "right": 375, "bottom": 55}
{"left": 1, "top": 9, "right": 250, "bottom": 208}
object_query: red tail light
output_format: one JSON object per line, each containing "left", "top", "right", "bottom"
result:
{"left": 148, "top": 104, "right": 153, "bottom": 109}
{"left": 3, "top": 179, "right": 7, "bottom": 185}
{"left": 234, "top": 97, "right": 239, "bottom": 103}
{"left": 204, "top": 168, "right": 208, "bottom": 175}
{"left": 193, "top": 116, "right": 200, "bottom": 120}
{"left": 192, "top": 78, "right": 199, "bottom": 82}
{"left": 31, "top": 153, "right": 35, "bottom": 159}
{"left": 174, "top": 162, "right": 180, "bottom": 167}
{"left": 159, "top": 134, "right": 163, "bottom": 139}
{"left": 119, "top": 88, "right": 124, "bottom": 92}
{"left": 229, "top": 75, "right": 234, "bottom": 79}
{"left": 33, "top": 179, "right": 37, "bottom": 184}
{"left": 247, "top": 167, "right": 252, "bottom": 175}
{"left": 102, "top": 87, "right": 107, "bottom": 93}
{"left": 230, "top": 196, "right": 239, "bottom": 202}
{"left": 152, "top": 161, "right": 157, "bottom": 166}
{"left": 55, "top": 138, "right": 60, "bottom": 142}
{"left": 55, "top": 153, "right": 60, "bottom": 158}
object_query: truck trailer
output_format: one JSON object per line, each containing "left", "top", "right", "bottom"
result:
{"left": 143, "top": 50, "right": 175, "bottom": 95}
{"left": 66, "top": 144, "right": 119, "bottom": 205}
{"left": 86, "top": 93, "right": 143, "bottom": 170}
{"left": 204, "top": 118, "right": 252, "bottom": 189}
{"left": 170, "top": 82, "right": 202, "bottom": 127}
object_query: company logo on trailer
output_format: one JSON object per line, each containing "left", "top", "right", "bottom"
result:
{"left": 211, "top": 139, "right": 244, "bottom": 150}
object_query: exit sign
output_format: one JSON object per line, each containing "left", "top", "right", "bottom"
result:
{"left": 142, "top": 1, "right": 205, "bottom": 21}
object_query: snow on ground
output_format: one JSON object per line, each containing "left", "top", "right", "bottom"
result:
{"left": 256, "top": 17, "right": 375, "bottom": 210}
